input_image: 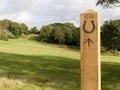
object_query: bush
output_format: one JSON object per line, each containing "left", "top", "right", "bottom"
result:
{"left": 101, "top": 46, "right": 107, "bottom": 53}
{"left": 0, "top": 34, "right": 8, "bottom": 41}
{"left": 8, "top": 34, "right": 16, "bottom": 39}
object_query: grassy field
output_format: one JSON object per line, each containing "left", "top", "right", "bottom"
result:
{"left": 0, "top": 38, "right": 120, "bottom": 90}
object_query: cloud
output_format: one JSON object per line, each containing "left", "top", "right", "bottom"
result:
{"left": 0, "top": 0, "right": 119, "bottom": 28}
{"left": 16, "top": 12, "right": 31, "bottom": 23}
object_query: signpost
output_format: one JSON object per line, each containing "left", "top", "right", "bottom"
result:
{"left": 80, "top": 9, "right": 101, "bottom": 90}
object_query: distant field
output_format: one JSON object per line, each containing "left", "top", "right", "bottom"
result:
{"left": 0, "top": 38, "right": 120, "bottom": 90}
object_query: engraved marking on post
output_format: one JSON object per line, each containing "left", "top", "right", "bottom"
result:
{"left": 84, "top": 14, "right": 94, "bottom": 19}
{"left": 83, "top": 20, "right": 95, "bottom": 34}
{"left": 85, "top": 38, "right": 94, "bottom": 47}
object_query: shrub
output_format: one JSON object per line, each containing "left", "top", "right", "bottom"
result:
{"left": 0, "top": 34, "right": 8, "bottom": 41}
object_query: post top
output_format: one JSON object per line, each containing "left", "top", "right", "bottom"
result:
{"left": 82, "top": 9, "right": 97, "bottom": 13}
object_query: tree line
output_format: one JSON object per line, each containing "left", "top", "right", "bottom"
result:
{"left": 39, "top": 23, "right": 80, "bottom": 46}
{"left": 101, "top": 19, "right": 120, "bottom": 54}
{"left": 39, "top": 20, "right": 120, "bottom": 54}
{"left": 0, "top": 19, "right": 29, "bottom": 39}
{"left": 0, "top": 19, "right": 39, "bottom": 40}
{"left": 0, "top": 19, "right": 80, "bottom": 46}
{"left": 0, "top": 19, "right": 120, "bottom": 53}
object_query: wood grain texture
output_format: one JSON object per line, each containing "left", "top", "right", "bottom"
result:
{"left": 80, "top": 9, "right": 101, "bottom": 90}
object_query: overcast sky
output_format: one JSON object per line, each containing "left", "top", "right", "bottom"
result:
{"left": 0, "top": 0, "right": 120, "bottom": 28}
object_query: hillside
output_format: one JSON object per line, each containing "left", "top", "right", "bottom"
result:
{"left": 0, "top": 38, "right": 120, "bottom": 90}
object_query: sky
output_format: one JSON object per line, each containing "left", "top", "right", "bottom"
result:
{"left": 0, "top": 0, "right": 120, "bottom": 29}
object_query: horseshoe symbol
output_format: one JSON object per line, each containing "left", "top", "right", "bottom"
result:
{"left": 83, "top": 20, "right": 95, "bottom": 34}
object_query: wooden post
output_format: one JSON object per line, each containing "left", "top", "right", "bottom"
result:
{"left": 80, "top": 9, "right": 101, "bottom": 90}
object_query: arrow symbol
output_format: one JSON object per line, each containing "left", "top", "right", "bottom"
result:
{"left": 85, "top": 38, "right": 94, "bottom": 47}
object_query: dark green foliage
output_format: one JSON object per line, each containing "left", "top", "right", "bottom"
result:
{"left": 96, "top": 0, "right": 120, "bottom": 7}
{"left": 0, "top": 19, "right": 12, "bottom": 30}
{"left": 0, "top": 33, "right": 8, "bottom": 41}
{"left": 39, "top": 23, "right": 80, "bottom": 46}
{"left": 71, "top": 27, "right": 80, "bottom": 46}
{"left": 20, "top": 23, "right": 29, "bottom": 35}
{"left": 52, "top": 27, "right": 65, "bottom": 44}
{"left": 63, "top": 23, "right": 74, "bottom": 45}
{"left": 8, "top": 22, "right": 29, "bottom": 38}
{"left": 0, "top": 19, "right": 29, "bottom": 39}
{"left": 39, "top": 26, "right": 50, "bottom": 42}
{"left": 8, "top": 22, "right": 22, "bottom": 38}
{"left": 29, "top": 26, "right": 38, "bottom": 34}
{"left": 101, "top": 19, "right": 120, "bottom": 54}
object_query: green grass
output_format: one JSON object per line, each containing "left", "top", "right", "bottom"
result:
{"left": 0, "top": 39, "right": 80, "bottom": 90}
{"left": 0, "top": 38, "right": 120, "bottom": 90}
{"left": 101, "top": 55, "right": 120, "bottom": 90}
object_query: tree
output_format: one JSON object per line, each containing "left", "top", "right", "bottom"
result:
{"left": 39, "top": 26, "right": 50, "bottom": 42}
{"left": 0, "top": 19, "right": 29, "bottom": 39}
{"left": 63, "top": 23, "right": 73, "bottom": 45}
{"left": 30, "top": 26, "right": 38, "bottom": 34}
{"left": 0, "top": 19, "right": 12, "bottom": 30}
{"left": 71, "top": 27, "right": 80, "bottom": 46}
{"left": 53, "top": 27, "right": 65, "bottom": 44}
{"left": 101, "top": 20, "right": 120, "bottom": 55}
{"left": 20, "top": 23, "right": 29, "bottom": 35}
{"left": 96, "top": 0, "right": 120, "bottom": 7}
{"left": 39, "top": 22, "right": 80, "bottom": 46}
{"left": 8, "top": 22, "right": 22, "bottom": 38}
